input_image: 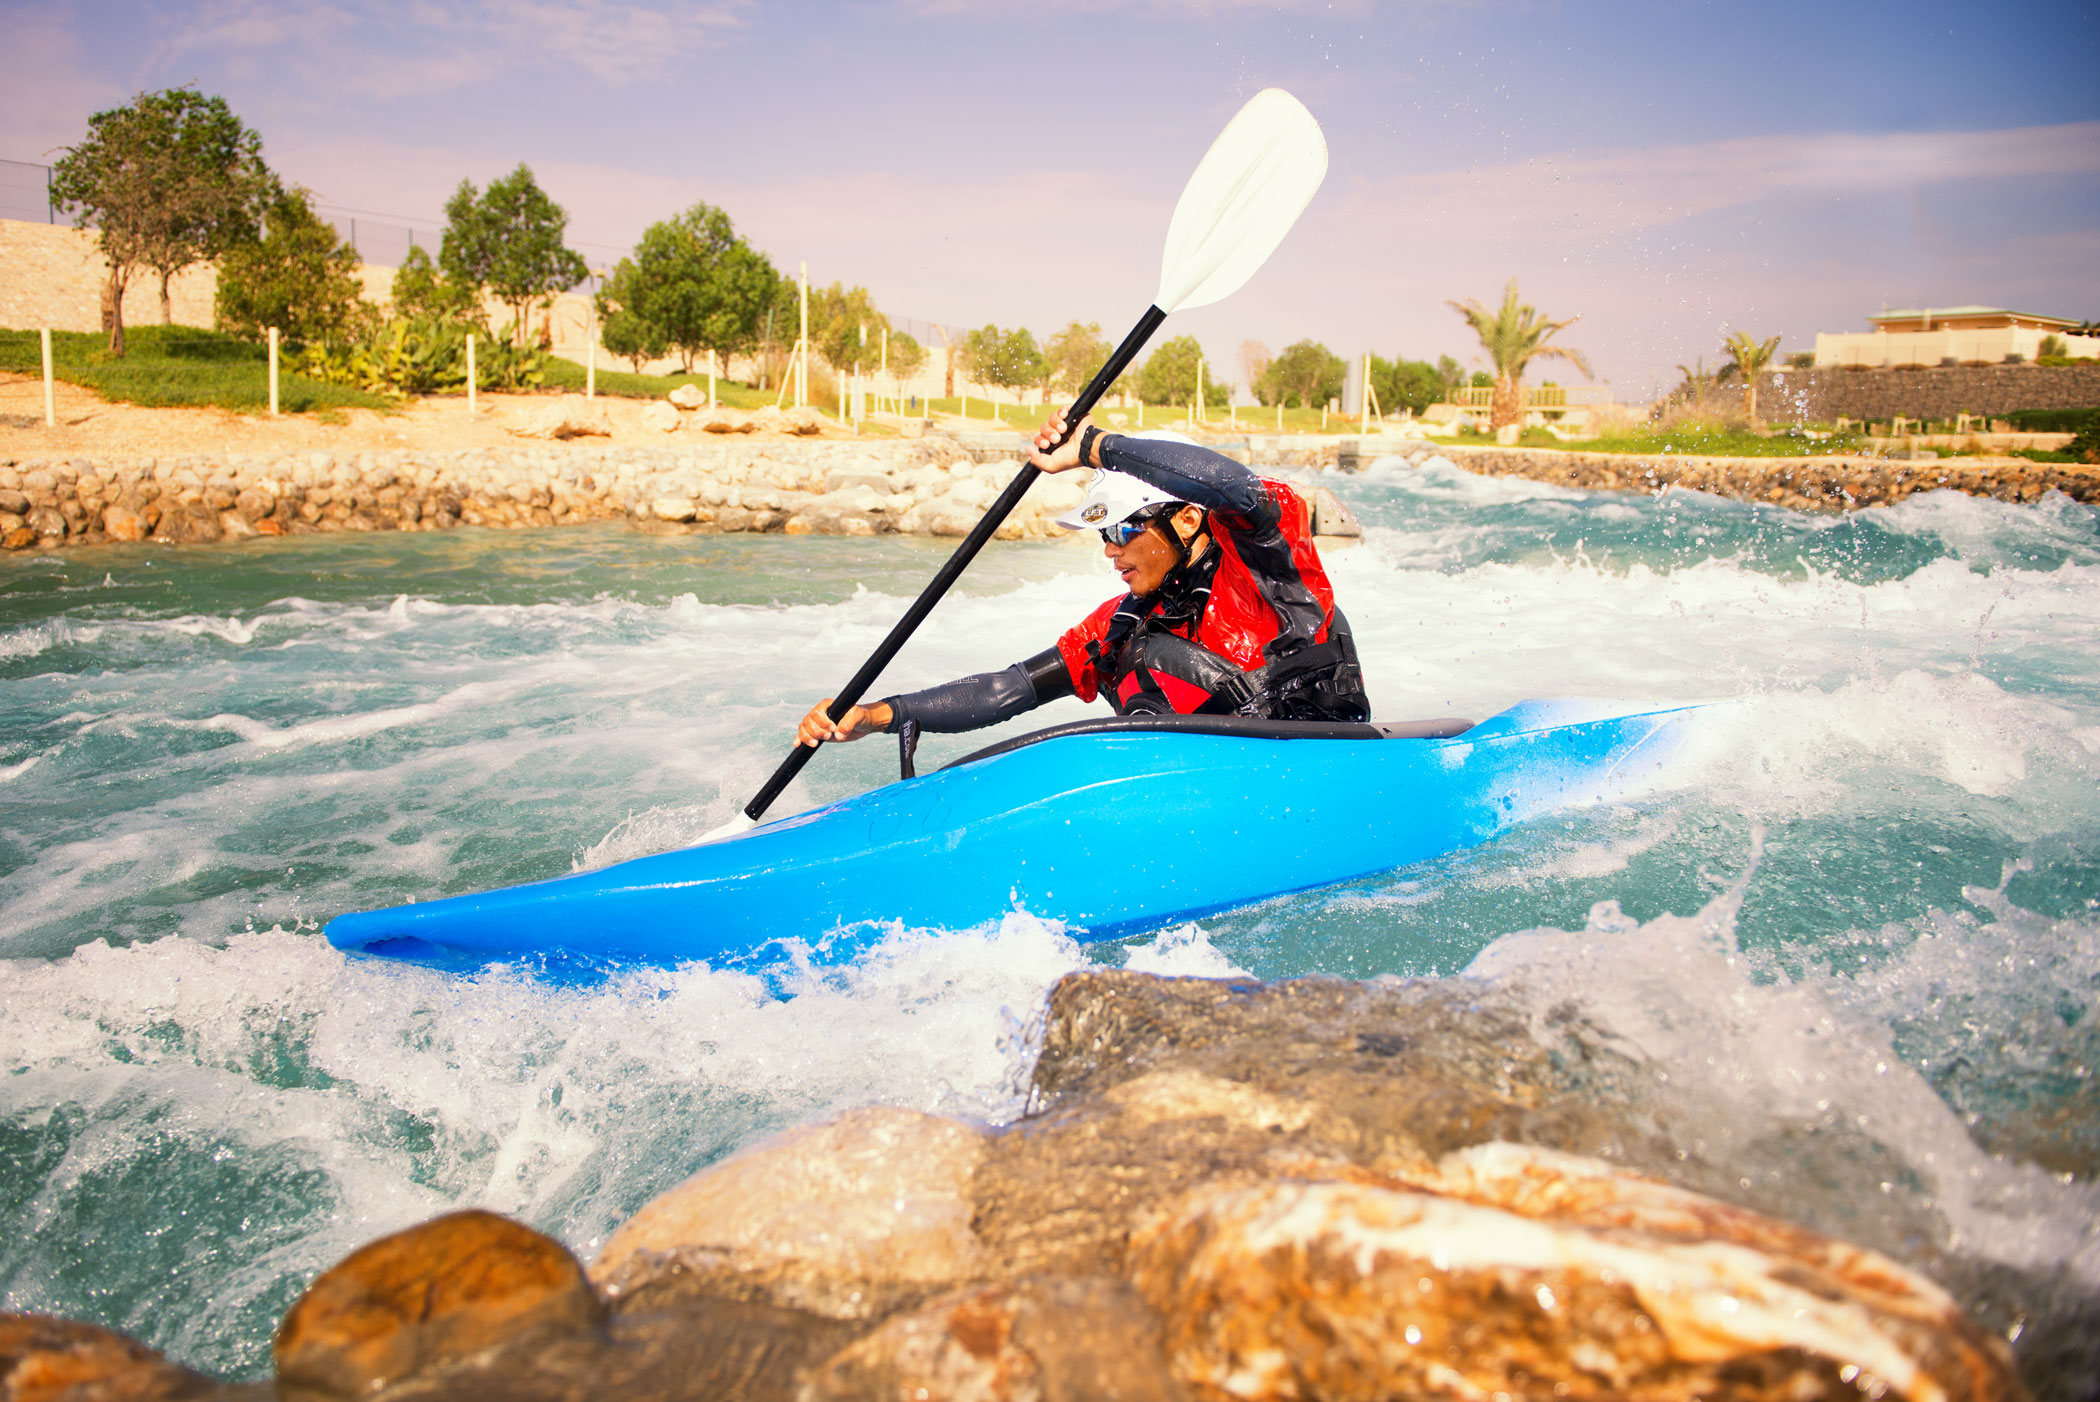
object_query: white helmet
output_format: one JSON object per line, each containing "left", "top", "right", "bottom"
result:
{"left": 1052, "top": 430, "right": 1198, "bottom": 533}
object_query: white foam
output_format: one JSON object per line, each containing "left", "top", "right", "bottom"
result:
{"left": 1123, "top": 922, "right": 1252, "bottom": 978}
{"left": 1466, "top": 855, "right": 2100, "bottom": 1288}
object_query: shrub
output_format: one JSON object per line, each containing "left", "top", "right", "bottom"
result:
{"left": 296, "top": 315, "right": 545, "bottom": 398}
{"left": 2004, "top": 407, "right": 2100, "bottom": 433}
{"left": 215, "top": 187, "right": 374, "bottom": 347}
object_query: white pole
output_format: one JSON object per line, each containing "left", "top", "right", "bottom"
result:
{"left": 467, "top": 333, "right": 477, "bottom": 415}
{"left": 40, "top": 328, "right": 55, "bottom": 427}
{"left": 268, "top": 327, "right": 280, "bottom": 416}
{"left": 1197, "top": 358, "right": 1206, "bottom": 424}
{"left": 708, "top": 349, "right": 717, "bottom": 409}
{"left": 797, "top": 262, "right": 809, "bottom": 409}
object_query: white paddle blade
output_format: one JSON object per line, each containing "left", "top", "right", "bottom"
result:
{"left": 1156, "top": 88, "right": 1328, "bottom": 314}
{"left": 698, "top": 811, "right": 755, "bottom": 844}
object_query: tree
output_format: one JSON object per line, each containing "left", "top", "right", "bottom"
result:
{"left": 1257, "top": 339, "right": 1345, "bottom": 409}
{"left": 595, "top": 257, "right": 669, "bottom": 371}
{"left": 1446, "top": 279, "right": 1591, "bottom": 430}
{"left": 390, "top": 245, "right": 478, "bottom": 323}
{"left": 1435, "top": 355, "right": 1466, "bottom": 398}
{"left": 1045, "top": 321, "right": 1110, "bottom": 398}
{"left": 1367, "top": 354, "right": 1444, "bottom": 417}
{"left": 612, "top": 203, "right": 779, "bottom": 372}
{"left": 440, "top": 165, "right": 588, "bottom": 346}
{"left": 49, "top": 86, "right": 274, "bottom": 355}
{"left": 807, "top": 282, "right": 890, "bottom": 375}
{"left": 884, "top": 330, "right": 926, "bottom": 384}
{"left": 1239, "top": 340, "right": 1272, "bottom": 403}
{"left": 752, "top": 270, "right": 801, "bottom": 391}
{"left": 960, "top": 324, "right": 1046, "bottom": 401}
{"left": 1675, "top": 357, "right": 1718, "bottom": 404}
{"left": 1718, "top": 331, "right": 1782, "bottom": 422}
{"left": 1137, "top": 333, "right": 1223, "bottom": 407}
{"left": 214, "top": 187, "right": 372, "bottom": 347}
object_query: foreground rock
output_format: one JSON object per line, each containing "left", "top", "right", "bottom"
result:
{"left": 1, "top": 971, "right": 2033, "bottom": 1401}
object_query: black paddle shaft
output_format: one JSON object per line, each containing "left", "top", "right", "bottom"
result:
{"left": 742, "top": 303, "right": 1170, "bottom": 822}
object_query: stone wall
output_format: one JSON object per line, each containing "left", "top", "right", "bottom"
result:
{"left": 1755, "top": 363, "right": 2100, "bottom": 423}
{"left": 1424, "top": 442, "right": 2097, "bottom": 510}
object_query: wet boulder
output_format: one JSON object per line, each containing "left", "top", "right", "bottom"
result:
{"left": 0, "top": 1313, "right": 218, "bottom": 1400}
{"left": 592, "top": 1106, "right": 989, "bottom": 1321}
{"left": 275, "top": 1209, "right": 604, "bottom": 1400}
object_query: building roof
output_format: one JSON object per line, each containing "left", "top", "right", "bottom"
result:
{"left": 1868, "top": 306, "right": 2080, "bottom": 329}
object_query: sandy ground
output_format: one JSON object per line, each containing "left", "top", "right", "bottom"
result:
{"left": 0, "top": 372, "right": 1035, "bottom": 461}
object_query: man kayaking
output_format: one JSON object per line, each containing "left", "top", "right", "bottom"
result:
{"left": 796, "top": 412, "right": 1368, "bottom": 749}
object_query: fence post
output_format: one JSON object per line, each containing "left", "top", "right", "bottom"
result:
{"left": 268, "top": 327, "right": 280, "bottom": 416}
{"left": 708, "top": 349, "right": 717, "bottom": 409}
{"left": 40, "top": 328, "right": 55, "bottom": 426}
{"left": 467, "top": 333, "right": 476, "bottom": 415}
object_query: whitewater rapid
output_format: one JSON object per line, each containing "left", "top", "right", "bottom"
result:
{"left": 1, "top": 458, "right": 2095, "bottom": 1378}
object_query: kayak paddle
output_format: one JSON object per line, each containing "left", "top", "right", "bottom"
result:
{"left": 710, "top": 87, "right": 1329, "bottom": 839}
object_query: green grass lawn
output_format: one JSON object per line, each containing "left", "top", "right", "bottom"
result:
{"left": 0, "top": 325, "right": 393, "bottom": 414}
{"left": 1438, "top": 425, "right": 1870, "bottom": 457}
{"left": 912, "top": 396, "right": 1347, "bottom": 434}
{"left": 539, "top": 356, "right": 773, "bottom": 407}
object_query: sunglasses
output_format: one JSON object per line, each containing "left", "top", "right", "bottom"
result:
{"left": 1098, "top": 508, "right": 1174, "bottom": 547}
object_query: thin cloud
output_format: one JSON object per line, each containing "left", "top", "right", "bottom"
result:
{"left": 1347, "top": 122, "right": 2100, "bottom": 240}
{"left": 151, "top": 0, "right": 751, "bottom": 93}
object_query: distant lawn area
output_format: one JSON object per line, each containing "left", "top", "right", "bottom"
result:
{"left": 539, "top": 355, "right": 771, "bottom": 407}
{"left": 0, "top": 325, "right": 392, "bottom": 414}
{"left": 1440, "top": 425, "right": 1870, "bottom": 457}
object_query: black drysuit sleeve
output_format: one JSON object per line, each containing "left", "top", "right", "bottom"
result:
{"left": 879, "top": 647, "right": 1074, "bottom": 734}
{"left": 1093, "top": 432, "right": 1275, "bottom": 528}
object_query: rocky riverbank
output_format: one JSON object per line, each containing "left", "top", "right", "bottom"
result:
{"left": 0, "top": 435, "right": 1367, "bottom": 552}
{"left": 0, "top": 438, "right": 1066, "bottom": 551}
{"left": 1426, "top": 442, "right": 2099, "bottom": 510}
{"left": 3, "top": 430, "right": 2091, "bottom": 556}
{"left": 0, "top": 969, "right": 2051, "bottom": 1402}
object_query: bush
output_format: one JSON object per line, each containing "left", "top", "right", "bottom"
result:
{"left": 215, "top": 187, "right": 374, "bottom": 348}
{"left": 296, "top": 315, "right": 545, "bottom": 398}
{"left": 2004, "top": 407, "right": 2100, "bottom": 433}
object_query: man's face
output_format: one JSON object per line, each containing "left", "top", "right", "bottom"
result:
{"left": 1104, "top": 506, "right": 1202, "bottom": 596}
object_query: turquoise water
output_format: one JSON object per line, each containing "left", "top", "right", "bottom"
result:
{"left": 2, "top": 457, "right": 2096, "bottom": 1383}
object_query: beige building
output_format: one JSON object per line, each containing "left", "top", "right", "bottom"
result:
{"left": 1814, "top": 305, "right": 2098, "bottom": 368}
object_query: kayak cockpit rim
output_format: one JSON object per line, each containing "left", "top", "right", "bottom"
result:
{"left": 939, "top": 713, "right": 1477, "bottom": 772}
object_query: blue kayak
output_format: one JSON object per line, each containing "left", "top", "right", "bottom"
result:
{"left": 325, "top": 698, "right": 1700, "bottom": 970}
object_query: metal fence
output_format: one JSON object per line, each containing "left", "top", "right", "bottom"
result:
{"left": 1, "top": 159, "right": 60, "bottom": 223}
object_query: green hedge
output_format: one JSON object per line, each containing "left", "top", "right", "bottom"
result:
{"left": 2003, "top": 407, "right": 2100, "bottom": 433}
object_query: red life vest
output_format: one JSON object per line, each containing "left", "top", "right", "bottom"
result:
{"left": 1054, "top": 477, "right": 1363, "bottom": 719}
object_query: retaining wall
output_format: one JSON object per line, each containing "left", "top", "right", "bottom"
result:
{"left": 1754, "top": 363, "right": 2100, "bottom": 423}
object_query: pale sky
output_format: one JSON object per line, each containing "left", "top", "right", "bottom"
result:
{"left": 5, "top": 0, "right": 2096, "bottom": 398}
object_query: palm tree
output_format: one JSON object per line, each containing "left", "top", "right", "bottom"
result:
{"left": 1446, "top": 279, "right": 1591, "bottom": 430}
{"left": 1719, "top": 331, "right": 1782, "bottom": 423}
{"left": 1676, "top": 357, "right": 1717, "bottom": 405}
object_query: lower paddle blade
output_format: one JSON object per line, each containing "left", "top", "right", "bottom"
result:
{"left": 698, "top": 811, "right": 756, "bottom": 844}
{"left": 1156, "top": 88, "right": 1328, "bottom": 314}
